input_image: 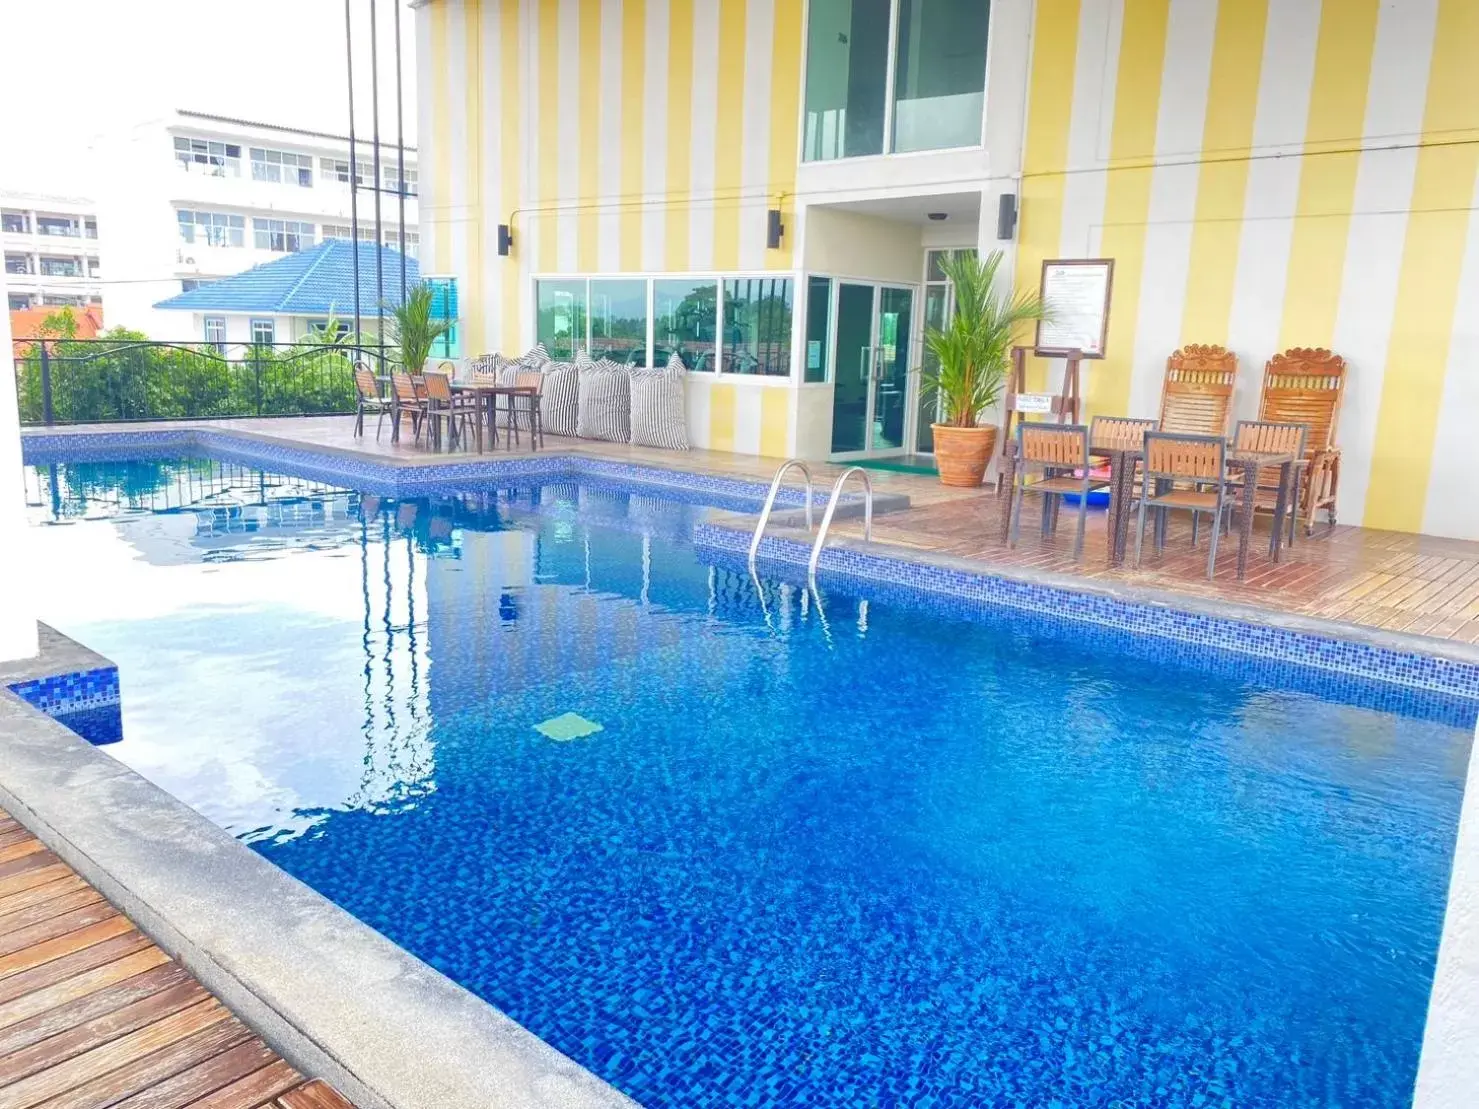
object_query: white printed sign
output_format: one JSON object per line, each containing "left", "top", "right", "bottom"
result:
{"left": 1015, "top": 393, "right": 1054, "bottom": 414}
{"left": 1036, "top": 259, "right": 1114, "bottom": 358}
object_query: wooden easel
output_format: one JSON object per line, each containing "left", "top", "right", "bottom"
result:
{"left": 996, "top": 346, "right": 1084, "bottom": 490}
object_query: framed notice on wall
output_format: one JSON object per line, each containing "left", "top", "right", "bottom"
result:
{"left": 1035, "top": 258, "right": 1114, "bottom": 359}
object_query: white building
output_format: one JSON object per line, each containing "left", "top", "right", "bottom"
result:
{"left": 1, "top": 192, "right": 101, "bottom": 312}
{"left": 96, "top": 109, "right": 418, "bottom": 340}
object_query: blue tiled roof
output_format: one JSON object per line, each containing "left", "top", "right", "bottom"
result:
{"left": 153, "top": 240, "right": 421, "bottom": 316}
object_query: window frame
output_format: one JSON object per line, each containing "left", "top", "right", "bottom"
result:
{"left": 249, "top": 318, "right": 276, "bottom": 346}
{"left": 250, "top": 146, "right": 314, "bottom": 187}
{"left": 799, "top": 0, "right": 991, "bottom": 165}
{"left": 252, "top": 218, "right": 315, "bottom": 253}
{"left": 176, "top": 209, "right": 246, "bottom": 249}
{"left": 203, "top": 316, "right": 227, "bottom": 351}
{"left": 531, "top": 272, "right": 800, "bottom": 383}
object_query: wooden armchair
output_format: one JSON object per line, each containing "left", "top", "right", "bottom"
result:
{"left": 1160, "top": 345, "right": 1237, "bottom": 438}
{"left": 1258, "top": 348, "right": 1346, "bottom": 534}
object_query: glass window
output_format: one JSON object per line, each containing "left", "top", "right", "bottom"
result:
{"left": 204, "top": 317, "right": 226, "bottom": 350}
{"left": 36, "top": 217, "right": 79, "bottom": 237}
{"left": 2, "top": 211, "right": 29, "bottom": 233}
{"left": 383, "top": 228, "right": 419, "bottom": 259}
{"left": 426, "top": 277, "right": 461, "bottom": 358}
{"left": 250, "top": 319, "right": 275, "bottom": 345}
{"left": 84, "top": 219, "right": 97, "bottom": 239}
{"left": 250, "top": 147, "right": 314, "bottom": 187}
{"left": 535, "top": 280, "right": 589, "bottom": 362}
{"left": 802, "top": 0, "right": 891, "bottom": 161}
{"left": 8, "top": 294, "right": 32, "bottom": 311}
{"left": 589, "top": 279, "right": 650, "bottom": 366}
{"left": 803, "top": 276, "right": 832, "bottom": 384}
{"left": 174, "top": 136, "right": 241, "bottom": 177}
{"left": 383, "top": 164, "right": 418, "bottom": 196}
{"left": 253, "top": 219, "right": 315, "bottom": 252}
{"left": 892, "top": 0, "right": 989, "bottom": 153}
{"left": 4, "top": 254, "right": 32, "bottom": 275}
{"left": 653, "top": 279, "right": 717, "bottom": 372}
{"left": 177, "top": 210, "right": 245, "bottom": 248}
{"left": 39, "top": 257, "right": 81, "bottom": 277}
{"left": 722, "top": 278, "right": 793, "bottom": 377}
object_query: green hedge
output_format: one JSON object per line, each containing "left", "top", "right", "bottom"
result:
{"left": 14, "top": 331, "right": 370, "bottom": 423}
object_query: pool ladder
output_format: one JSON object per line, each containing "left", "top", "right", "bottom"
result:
{"left": 749, "top": 459, "right": 874, "bottom": 587}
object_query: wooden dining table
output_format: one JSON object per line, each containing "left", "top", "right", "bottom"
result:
{"left": 998, "top": 439, "right": 1304, "bottom": 579}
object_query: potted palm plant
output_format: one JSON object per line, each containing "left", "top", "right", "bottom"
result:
{"left": 385, "top": 283, "right": 455, "bottom": 374}
{"left": 922, "top": 250, "right": 1048, "bottom": 487}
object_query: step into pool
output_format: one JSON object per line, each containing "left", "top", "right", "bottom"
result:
{"left": 22, "top": 453, "right": 1476, "bottom": 1108}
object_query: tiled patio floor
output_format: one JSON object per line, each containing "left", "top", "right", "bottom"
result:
{"left": 30, "top": 416, "right": 1479, "bottom": 646}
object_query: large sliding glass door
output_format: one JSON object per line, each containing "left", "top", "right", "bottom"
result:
{"left": 827, "top": 281, "right": 916, "bottom": 458}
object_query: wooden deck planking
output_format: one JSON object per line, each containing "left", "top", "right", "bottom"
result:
{"left": 0, "top": 811, "right": 356, "bottom": 1109}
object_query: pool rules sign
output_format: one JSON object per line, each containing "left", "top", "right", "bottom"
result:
{"left": 1035, "top": 259, "right": 1114, "bottom": 359}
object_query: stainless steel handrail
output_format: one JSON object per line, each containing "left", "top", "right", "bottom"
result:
{"left": 748, "top": 459, "right": 815, "bottom": 571}
{"left": 808, "top": 466, "right": 873, "bottom": 586}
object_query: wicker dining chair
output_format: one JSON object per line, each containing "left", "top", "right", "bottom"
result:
{"left": 1160, "top": 345, "right": 1238, "bottom": 437}
{"left": 1008, "top": 423, "right": 1108, "bottom": 562}
{"left": 1135, "top": 432, "right": 1235, "bottom": 580}
{"left": 352, "top": 363, "right": 392, "bottom": 440}
{"left": 1258, "top": 348, "right": 1346, "bottom": 534}
{"left": 1231, "top": 419, "right": 1308, "bottom": 545}
{"left": 389, "top": 371, "right": 426, "bottom": 444}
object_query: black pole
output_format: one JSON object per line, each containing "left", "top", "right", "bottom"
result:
{"left": 370, "top": 0, "right": 385, "bottom": 356}
{"left": 345, "top": 0, "right": 362, "bottom": 343}
{"left": 394, "top": 0, "right": 407, "bottom": 302}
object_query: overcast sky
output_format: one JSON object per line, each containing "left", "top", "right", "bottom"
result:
{"left": 0, "top": 0, "right": 418, "bottom": 197}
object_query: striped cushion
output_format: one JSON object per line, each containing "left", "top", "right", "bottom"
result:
{"left": 519, "top": 342, "right": 551, "bottom": 367}
{"left": 576, "top": 362, "right": 632, "bottom": 443}
{"left": 630, "top": 363, "right": 690, "bottom": 450}
{"left": 540, "top": 362, "right": 579, "bottom": 437}
{"left": 574, "top": 347, "right": 595, "bottom": 366}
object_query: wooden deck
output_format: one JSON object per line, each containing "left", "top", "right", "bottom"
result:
{"left": 0, "top": 810, "right": 355, "bottom": 1109}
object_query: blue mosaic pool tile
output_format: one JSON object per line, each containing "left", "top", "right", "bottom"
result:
{"left": 696, "top": 523, "right": 1479, "bottom": 705}
{"left": 7, "top": 666, "right": 124, "bottom": 745}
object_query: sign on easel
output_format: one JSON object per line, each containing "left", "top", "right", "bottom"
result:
{"left": 1036, "top": 258, "right": 1114, "bottom": 358}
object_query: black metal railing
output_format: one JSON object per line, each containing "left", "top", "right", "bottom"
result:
{"left": 11, "top": 339, "right": 395, "bottom": 425}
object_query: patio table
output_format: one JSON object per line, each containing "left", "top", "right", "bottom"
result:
{"left": 998, "top": 439, "right": 1303, "bottom": 579}
{"left": 451, "top": 379, "right": 540, "bottom": 452}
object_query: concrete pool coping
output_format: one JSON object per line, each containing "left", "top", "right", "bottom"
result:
{"left": 0, "top": 627, "right": 638, "bottom": 1109}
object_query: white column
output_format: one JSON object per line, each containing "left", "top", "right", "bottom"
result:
{"left": 1415, "top": 714, "right": 1479, "bottom": 1107}
{"left": 0, "top": 303, "right": 38, "bottom": 662}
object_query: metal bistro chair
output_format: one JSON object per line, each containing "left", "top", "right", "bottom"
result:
{"left": 389, "top": 371, "right": 426, "bottom": 444}
{"left": 1231, "top": 419, "right": 1309, "bottom": 547}
{"left": 1135, "top": 432, "right": 1236, "bottom": 580}
{"left": 1008, "top": 423, "right": 1109, "bottom": 562}
{"left": 352, "top": 362, "right": 393, "bottom": 439}
{"left": 422, "top": 370, "right": 483, "bottom": 452}
{"left": 502, "top": 370, "right": 545, "bottom": 450}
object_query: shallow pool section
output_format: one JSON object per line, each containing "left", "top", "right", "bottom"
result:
{"left": 23, "top": 455, "right": 1475, "bottom": 1108}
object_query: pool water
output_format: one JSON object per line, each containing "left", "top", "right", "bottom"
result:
{"left": 23, "top": 456, "right": 1475, "bottom": 1108}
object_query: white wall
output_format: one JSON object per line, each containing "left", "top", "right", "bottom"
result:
{"left": 0, "top": 304, "right": 38, "bottom": 661}
{"left": 800, "top": 207, "right": 925, "bottom": 285}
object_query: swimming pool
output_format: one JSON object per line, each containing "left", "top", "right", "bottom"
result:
{"left": 21, "top": 453, "right": 1476, "bottom": 1107}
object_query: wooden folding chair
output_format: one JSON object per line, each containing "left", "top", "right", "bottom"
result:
{"left": 1159, "top": 345, "right": 1237, "bottom": 437}
{"left": 352, "top": 363, "right": 392, "bottom": 439}
{"left": 1008, "top": 423, "right": 1108, "bottom": 562}
{"left": 1258, "top": 348, "right": 1346, "bottom": 534}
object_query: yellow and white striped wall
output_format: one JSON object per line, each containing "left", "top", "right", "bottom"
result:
{"left": 1016, "top": 0, "right": 1479, "bottom": 539}
{"left": 416, "top": 0, "right": 805, "bottom": 457}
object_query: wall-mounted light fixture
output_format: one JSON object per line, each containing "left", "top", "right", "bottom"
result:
{"left": 766, "top": 208, "right": 784, "bottom": 250}
{"left": 497, "top": 223, "right": 514, "bottom": 256}
{"left": 997, "top": 193, "right": 1018, "bottom": 241}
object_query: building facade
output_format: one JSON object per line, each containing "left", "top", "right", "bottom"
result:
{"left": 416, "top": 0, "right": 1479, "bottom": 540}
{"left": 1, "top": 192, "right": 102, "bottom": 313}
{"left": 96, "top": 110, "right": 420, "bottom": 342}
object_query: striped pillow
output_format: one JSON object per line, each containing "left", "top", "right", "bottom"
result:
{"left": 574, "top": 347, "right": 595, "bottom": 366}
{"left": 519, "top": 342, "right": 550, "bottom": 367}
{"left": 630, "top": 360, "right": 689, "bottom": 450}
{"left": 539, "top": 362, "right": 579, "bottom": 437}
{"left": 576, "top": 362, "right": 631, "bottom": 443}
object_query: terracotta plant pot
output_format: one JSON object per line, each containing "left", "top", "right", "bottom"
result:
{"left": 932, "top": 423, "right": 999, "bottom": 488}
